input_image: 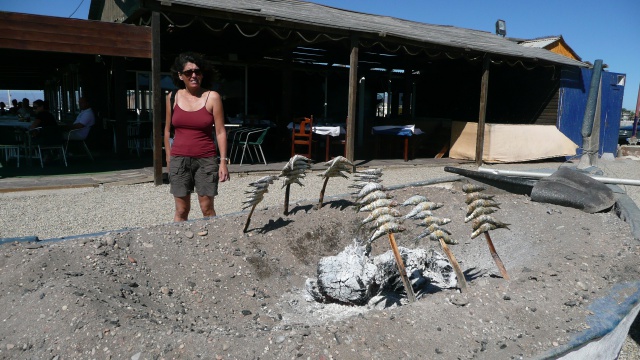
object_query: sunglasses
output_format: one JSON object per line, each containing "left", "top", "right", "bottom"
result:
{"left": 180, "top": 69, "right": 202, "bottom": 77}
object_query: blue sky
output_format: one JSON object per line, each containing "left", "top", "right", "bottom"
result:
{"left": 1, "top": 0, "right": 638, "bottom": 111}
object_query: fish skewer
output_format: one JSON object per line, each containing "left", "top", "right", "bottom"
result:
{"left": 463, "top": 183, "right": 510, "bottom": 280}
{"left": 406, "top": 193, "right": 467, "bottom": 291}
{"left": 356, "top": 174, "right": 415, "bottom": 303}
{"left": 317, "top": 156, "right": 353, "bottom": 209}
{"left": 279, "top": 155, "right": 311, "bottom": 215}
{"left": 242, "top": 176, "right": 277, "bottom": 232}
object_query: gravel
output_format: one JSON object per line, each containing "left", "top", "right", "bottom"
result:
{"left": 3, "top": 158, "right": 640, "bottom": 241}
{"left": 0, "top": 165, "right": 455, "bottom": 240}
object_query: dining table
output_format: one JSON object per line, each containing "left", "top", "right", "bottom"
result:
{"left": 0, "top": 117, "right": 32, "bottom": 130}
{"left": 371, "top": 124, "right": 424, "bottom": 161}
{"left": 0, "top": 117, "right": 35, "bottom": 165}
{"left": 287, "top": 122, "right": 346, "bottom": 161}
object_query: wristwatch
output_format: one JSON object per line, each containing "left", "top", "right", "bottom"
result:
{"left": 220, "top": 157, "right": 230, "bottom": 164}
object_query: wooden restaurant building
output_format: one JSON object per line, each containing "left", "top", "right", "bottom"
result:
{"left": 1, "top": 1, "right": 625, "bottom": 183}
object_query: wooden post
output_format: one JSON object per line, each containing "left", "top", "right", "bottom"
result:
{"left": 243, "top": 204, "right": 257, "bottom": 233}
{"left": 317, "top": 177, "right": 330, "bottom": 209}
{"left": 475, "top": 54, "right": 490, "bottom": 167}
{"left": 151, "top": 11, "right": 163, "bottom": 185}
{"left": 283, "top": 184, "right": 291, "bottom": 216}
{"left": 484, "top": 232, "right": 510, "bottom": 280}
{"left": 438, "top": 238, "right": 468, "bottom": 292}
{"left": 346, "top": 36, "right": 359, "bottom": 163}
{"left": 388, "top": 233, "right": 416, "bottom": 302}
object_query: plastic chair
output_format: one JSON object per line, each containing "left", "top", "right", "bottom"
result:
{"left": 32, "top": 126, "right": 67, "bottom": 168}
{"left": 291, "top": 115, "right": 313, "bottom": 158}
{"left": 0, "top": 129, "right": 23, "bottom": 167}
{"left": 66, "top": 128, "right": 94, "bottom": 161}
{"left": 230, "top": 127, "right": 258, "bottom": 163}
{"left": 239, "top": 127, "right": 269, "bottom": 165}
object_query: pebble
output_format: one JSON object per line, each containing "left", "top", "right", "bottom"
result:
{"left": 450, "top": 296, "right": 469, "bottom": 307}
{"left": 185, "top": 231, "right": 194, "bottom": 239}
{"left": 198, "top": 230, "right": 208, "bottom": 236}
{"left": 576, "top": 281, "right": 588, "bottom": 291}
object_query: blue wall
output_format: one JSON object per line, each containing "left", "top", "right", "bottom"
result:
{"left": 557, "top": 67, "right": 626, "bottom": 156}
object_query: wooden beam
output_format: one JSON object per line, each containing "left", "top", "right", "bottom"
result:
{"left": 346, "top": 36, "right": 359, "bottom": 162}
{"left": 0, "top": 11, "right": 151, "bottom": 58}
{"left": 475, "top": 54, "right": 490, "bottom": 166}
{"left": 151, "top": 12, "right": 163, "bottom": 186}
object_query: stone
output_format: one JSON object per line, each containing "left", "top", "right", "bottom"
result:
{"left": 185, "top": 231, "right": 194, "bottom": 239}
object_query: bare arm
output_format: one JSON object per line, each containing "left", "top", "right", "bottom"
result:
{"left": 209, "top": 91, "right": 229, "bottom": 182}
{"left": 164, "top": 92, "right": 173, "bottom": 166}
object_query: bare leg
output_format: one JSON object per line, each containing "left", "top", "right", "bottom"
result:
{"left": 174, "top": 195, "right": 191, "bottom": 222}
{"left": 198, "top": 195, "right": 215, "bottom": 217}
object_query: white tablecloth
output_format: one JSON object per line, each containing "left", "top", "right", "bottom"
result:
{"left": 287, "top": 122, "right": 345, "bottom": 137}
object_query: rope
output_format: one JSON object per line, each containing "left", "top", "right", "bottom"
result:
{"left": 267, "top": 27, "right": 292, "bottom": 40}
{"left": 160, "top": 12, "right": 195, "bottom": 28}
{"left": 200, "top": 19, "right": 229, "bottom": 32}
{"left": 235, "top": 24, "right": 262, "bottom": 37}
{"left": 295, "top": 31, "right": 324, "bottom": 43}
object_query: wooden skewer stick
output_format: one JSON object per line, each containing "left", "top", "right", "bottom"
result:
{"left": 438, "top": 238, "right": 468, "bottom": 292}
{"left": 317, "top": 177, "right": 330, "bottom": 209}
{"left": 283, "top": 184, "right": 291, "bottom": 216}
{"left": 484, "top": 232, "right": 510, "bottom": 280}
{"left": 243, "top": 203, "right": 257, "bottom": 233}
{"left": 388, "top": 233, "right": 416, "bottom": 303}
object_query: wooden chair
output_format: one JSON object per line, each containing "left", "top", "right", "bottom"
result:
{"left": 291, "top": 115, "right": 313, "bottom": 158}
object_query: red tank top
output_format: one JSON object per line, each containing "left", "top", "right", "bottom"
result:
{"left": 171, "top": 103, "right": 217, "bottom": 158}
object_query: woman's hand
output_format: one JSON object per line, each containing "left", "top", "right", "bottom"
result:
{"left": 219, "top": 162, "right": 230, "bottom": 182}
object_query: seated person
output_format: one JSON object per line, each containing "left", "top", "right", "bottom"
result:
{"left": 17, "top": 98, "right": 32, "bottom": 121}
{"left": 9, "top": 99, "right": 19, "bottom": 115}
{"left": 30, "top": 100, "right": 58, "bottom": 133}
{"left": 64, "top": 97, "right": 95, "bottom": 140}
{"left": 0, "top": 102, "right": 6, "bottom": 116}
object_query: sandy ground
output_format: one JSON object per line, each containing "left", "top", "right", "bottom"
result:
{"left": 1, "top": 163, "right": 639, "bottom": 359}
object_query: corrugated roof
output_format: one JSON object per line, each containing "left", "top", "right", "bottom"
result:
{"left": 158, "top": 0, "right": 588, "bottom": 68}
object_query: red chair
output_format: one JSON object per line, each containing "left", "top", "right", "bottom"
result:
{"left": 291, "top": 115, "right": 313, "bottom": 159}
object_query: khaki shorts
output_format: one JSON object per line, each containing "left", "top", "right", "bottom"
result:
{"left": 169, "top": 156, "right": 219, "bottom": 197}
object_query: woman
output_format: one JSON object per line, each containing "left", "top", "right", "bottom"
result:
{"left": 164, "top": 52, "right": 229, "bottom": 222}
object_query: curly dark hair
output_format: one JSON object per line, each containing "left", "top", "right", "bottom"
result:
{"left": 170, "top": 52, "right": 218, "bottom": 89}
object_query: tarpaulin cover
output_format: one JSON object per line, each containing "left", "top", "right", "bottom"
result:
{"left": 530, "top": 167, "right": 616, "bottom": 213}
{"left": 371, "top": 125, "right": 424, "bottom": 136}
{"left": 449, "top": 121, "right": 578, "bottom": 163}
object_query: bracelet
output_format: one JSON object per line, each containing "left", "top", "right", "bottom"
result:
{"left": 220, "top": 157, "right": 230, "bottom": 164}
